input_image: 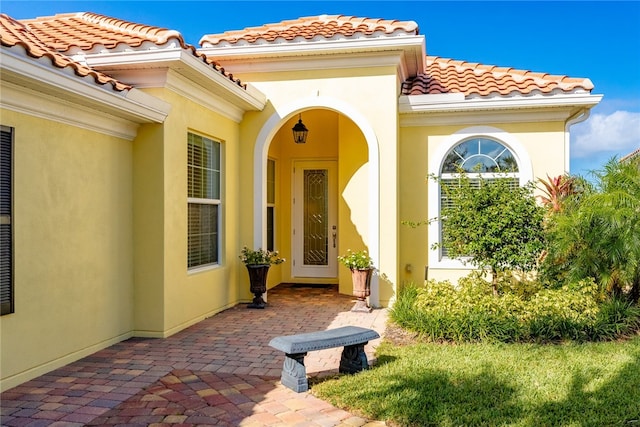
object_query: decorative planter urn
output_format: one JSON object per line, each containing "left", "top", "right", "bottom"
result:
{"left": 246, "top": 264, "right": 270, "bottom": 309}
{"left": 350, "top": 268, "right": 373, "bottom": 312}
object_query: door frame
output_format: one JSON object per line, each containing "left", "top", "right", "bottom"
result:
{"left": 291, "top": 159, "right": 338, "bottom": 278}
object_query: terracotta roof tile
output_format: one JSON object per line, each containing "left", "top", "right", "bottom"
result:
{"left": 1, "top": 13, "right": 130, "bottom": 91}
{"left": 200, "top": 15, "right": 419, "bottom": 46}
{"left": 17, "top": 12, "right": 245, "bottom": 89}
{"left": 18, "top": 12, "right": 185, "bottom": 52}
{"left": 621, "top": 147, "right": 640, "bottom": 162}
{"left": 402, "top": 56, "right": 594, "bottom": 98}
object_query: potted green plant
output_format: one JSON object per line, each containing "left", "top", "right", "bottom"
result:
{"left": 239, "top": 246, "right": 285, "bottom": 309}
{"left": 338, "top": 249, "right": 375, "bottom": 312}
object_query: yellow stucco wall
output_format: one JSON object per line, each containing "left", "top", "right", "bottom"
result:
{"left": 0, "top": 109, "right": 134, "bottom": 391}
{"left": 133, "top": 85, "right": 244, "bottom": 337}
{"left": 0, "top": 79, "right": 250, "bottom": 389}
{"left": 337, "top": 115, "right": 369, "bottom": 296}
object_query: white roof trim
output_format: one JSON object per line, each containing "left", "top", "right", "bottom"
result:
{"left": 400, "top": 93, "right": 602, "bottom": 112}
{"left": 1, "top": 45, "right": 170, "bottom": 124}
{"left": 164, "top": 69, "right": 245, "bottom": 122}
{"left": 399, "top": 93, "right": 603, "bottom": 126}
{"left": 2, "top": 81, "right": 140, "bottom": 140}
{"left": 206, "top": 50, "right": 404, "bottom": 74}
{"left": 198, "top": 34, "right": 426, "bottom": 81}
{"left": 86, "top": 48, "right": 267, "bottom": 111}
{"left": 200, "top": 33, "right": 424, "bottom": 56}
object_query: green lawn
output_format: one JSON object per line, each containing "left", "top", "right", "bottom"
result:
{"left": 312, "top": 335, "right": 640, "bottom": 426}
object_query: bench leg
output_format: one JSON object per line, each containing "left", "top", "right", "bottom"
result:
{"left": 280, "top": 353, "right": 308, "bottom": 393}
{"left": 339, "top": 343, "right": 369, "bottom": 374}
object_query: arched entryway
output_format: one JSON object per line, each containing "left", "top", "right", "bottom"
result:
{"left": 253, "top": 96, "right": 381, "bottom": 306}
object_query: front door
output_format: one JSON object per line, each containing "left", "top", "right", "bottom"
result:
{"left": 292, "top": 160, "right": 338, "bottom": 278}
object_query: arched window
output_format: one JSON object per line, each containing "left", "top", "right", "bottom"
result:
{"left": 441, "top": 138, "right": 519, "bottom": 174}
{"left": 428, "top": 127, "right": 533, "bottom": 270}
{"left": 438, "top": 137, "right": 520, "bottom": 257}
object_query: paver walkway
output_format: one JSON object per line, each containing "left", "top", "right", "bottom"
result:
{"left": 1, "top": 283, "right": 388, "bottom": 426}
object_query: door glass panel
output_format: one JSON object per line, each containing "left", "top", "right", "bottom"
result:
{"left": 303, "top": 169, "right": 328, "bottom": 266}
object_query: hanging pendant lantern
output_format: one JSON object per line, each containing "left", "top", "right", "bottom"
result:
{"left": 292, "top": 114, "right": 309, "bottom": 144}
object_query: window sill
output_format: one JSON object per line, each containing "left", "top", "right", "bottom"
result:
{"left": 187, "top": 263, "right": 221, "bottom": 275}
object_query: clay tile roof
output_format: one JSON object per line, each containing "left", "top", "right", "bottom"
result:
{"left": 1, "top": 13, "right": 130, "bottom": 91}
{"left": 402, "top": 56, "right": 594, "bottom": 98}
{"left": 18, "top": 12, "right": 184, "bottom": 52}
{"left": 17, "top": 12, "right": 245, "bottom": 89}
{"left": 200, "top": 15, "right": 419, "bottom": 46}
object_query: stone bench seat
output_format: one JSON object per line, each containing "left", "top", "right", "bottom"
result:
{"left": 268, "top": 326, "right": 380, "bottom": 392}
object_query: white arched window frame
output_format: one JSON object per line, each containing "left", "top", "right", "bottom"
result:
{"left": 428, "top": 126, "right": 533, "bottom": 270}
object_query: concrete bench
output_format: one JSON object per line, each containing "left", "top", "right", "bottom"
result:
{"left": 268, "top": 326, "right": 380, "bottom": 392}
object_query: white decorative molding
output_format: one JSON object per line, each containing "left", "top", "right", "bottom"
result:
{"left": 87, "top": 48, "right": 267, "bottom": 112}
{"left": 206, "top": 51, "right": 404, "bottom": 73}
{"left": 1, "top": 46, "right": 171, "bottom": 124}
{"left": 399, "top": 93, "right": 603, "bottom": 126}
{"left": 199, "top": 35, "right": 426, "bottom": 83}
{"left": 164, "top": 70, "right": 245, "bottom": 122}
{"left": 1, "top": 82, "right": 141, "bottom": 140}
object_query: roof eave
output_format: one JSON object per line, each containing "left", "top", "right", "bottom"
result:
{"left": 86, "top": 48, "right": 267, "bottom": 111}
{"left": 0, "top": 46, "right": 171, "bottom": 124}
{"left": 399, "top": 92, "right": 603, "bottom": 126}
{"left": 198, "top": 34, "right": 426, "bottom": 80}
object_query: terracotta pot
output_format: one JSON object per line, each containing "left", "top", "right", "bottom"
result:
{"left": 351, "top": 268, "right": 372, "bottom": 299}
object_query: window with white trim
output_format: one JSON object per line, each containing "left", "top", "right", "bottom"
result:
{"left": 439, "top": 138, "right": 519, "bottom": 257}
{"left": 266, "top": 158, "right": 276, "bottom": 251}
{"left": 187, "top": 133, "right": 221, "bottom": 269}
{"left": 1, "top": 125, "right": 14, "bottom": 315}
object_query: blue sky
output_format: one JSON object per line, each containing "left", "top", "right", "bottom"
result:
{"left": 2, "top": 1, "right": 639, "bottom": 177}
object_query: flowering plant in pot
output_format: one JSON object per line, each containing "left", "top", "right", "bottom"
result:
{"left": 239, "top": 246, "right": 285, "bottom": 309}
{"left": 338, "top": 250, "right": 375, "bottom": 312}
{"left": 337, "top": 249, "right": 374, "bottom": 270}
{"left": 239, "top": 246, "right": 285, "bottom": 266}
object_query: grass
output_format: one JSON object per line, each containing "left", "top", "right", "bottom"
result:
{"left": 312, "top": 334, "right": 640, "bottom": 426}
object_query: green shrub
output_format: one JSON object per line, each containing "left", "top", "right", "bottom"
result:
{"left": 391, "top": 275, "right": 640, "bottom": 343}
{"left": 523, "top": 279, "right": 601, "bottom": 341}
{"left": 390, "top": 283, "right": 421, "bottom": 328}
{"left": 586, "top": 297, "right": 640, "bottom": 340}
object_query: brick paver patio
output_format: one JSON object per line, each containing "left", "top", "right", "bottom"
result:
{"left": 1, "top": 283, "right": 388, "bottom": 426}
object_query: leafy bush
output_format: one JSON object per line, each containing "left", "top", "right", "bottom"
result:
{"left": 540, "top": 159, "right": 640, "bottom": 301}
{"left": 390, "top": 275, "right": 640, "bottom": 343}
{"left": 523, "top": 280, "right": 601, "bottom": 341}
{"left": 433, "top": 172, "right": 545, "bottom": 295}
{"left": 587, "top": 297, "right": 640, "bottom": 340}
